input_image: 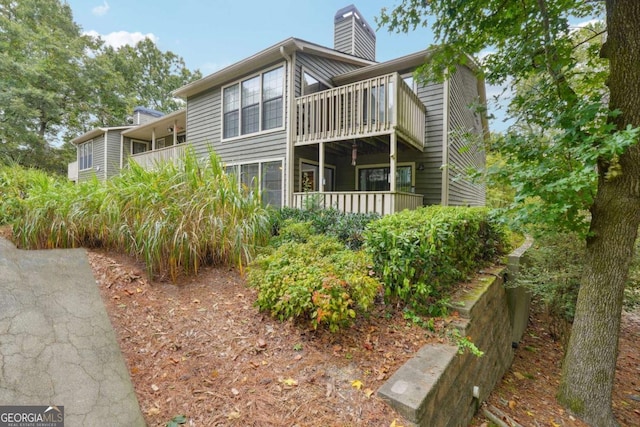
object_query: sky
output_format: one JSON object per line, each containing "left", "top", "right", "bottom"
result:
{"left": 65, "top": 0, "right": 511, "bottom": 131}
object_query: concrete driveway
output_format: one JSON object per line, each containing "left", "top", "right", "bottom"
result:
{"left": 0, "top": 238, "right": 145, "bottom": 426}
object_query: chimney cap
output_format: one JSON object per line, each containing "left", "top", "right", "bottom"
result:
{"left": 334, "top": 4, "right": 376, "bottom": 41}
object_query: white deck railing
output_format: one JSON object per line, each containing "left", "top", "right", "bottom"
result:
{"left": 67, "top": 161, "right": 78, "bottom": 181}
{"left": 292, "top": 191, "right": 423, "bottom": 216}
{"left": 130, "top": 144, "right": 186, "bottom": 169}
{"left": 294, "top": 73, "right": 426, "bottom": 150}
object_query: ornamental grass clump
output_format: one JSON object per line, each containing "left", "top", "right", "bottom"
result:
{"left": 363, "top": 206, "right": 509, "bottom": 313}
{"left": 14, "top": 149, "right": 271, "bottom": 280}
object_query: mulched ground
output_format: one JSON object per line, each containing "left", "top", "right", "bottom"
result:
{"left": 86, "top": 248, "right": 640, "bottom": 427}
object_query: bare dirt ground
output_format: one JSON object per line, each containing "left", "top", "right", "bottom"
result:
{"left": 85, "top": 248, "right": 640, "bottom": 427}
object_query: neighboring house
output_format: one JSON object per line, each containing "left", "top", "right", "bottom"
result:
{"left": 70, "top": 5, "right": 488, "bottom": 215}
{"left": 68, "top": 106, "right": 187, "bottom": 182}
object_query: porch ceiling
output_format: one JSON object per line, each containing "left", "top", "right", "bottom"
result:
{"left": 122, "top": 109, "right": 186, "bottom": 141}
{"left": 318, "top": 135, "right": 415, "bottom": 157}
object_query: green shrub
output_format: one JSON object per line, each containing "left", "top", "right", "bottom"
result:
{"left": 269, "top": 207, "right": 379, "bottom": 249}
{"left": 363, "top": 206, "right": 509, "bottom": 312}
{"left": 247, "top": 234, "right": 381, "bottom": 332}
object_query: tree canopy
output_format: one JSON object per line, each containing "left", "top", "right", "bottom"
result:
{"left": 380, "top": 1, "right": 640, "bottom": 425}
{"left": 0, "top": 0, "right": 201, "bottom": 174}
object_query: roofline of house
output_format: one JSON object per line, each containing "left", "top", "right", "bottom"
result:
{"left": 121, "top": 109, "right": 186, "bottom": 138}
{"left": 71, "top": 126, "right": 135, "bottom": 145}
{"left": 172, "top": 37, "right": 376, "bottom": 99}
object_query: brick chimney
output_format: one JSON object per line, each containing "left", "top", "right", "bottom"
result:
{"left": 334, "top": 4, "right": 376, "bottom": 61}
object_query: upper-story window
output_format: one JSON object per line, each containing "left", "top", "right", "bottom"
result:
{"left": 302, "top": 71, "right": 329, "bottom": 95}
{"left": 223, "top": 66, "right": 284, "bottom": 139}
{"left": 79, "top": 140, "right": 93, "bottom": 170}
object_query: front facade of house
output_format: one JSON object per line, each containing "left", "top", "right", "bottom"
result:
{"left": 70, "top": 5, "right": 487, "bottom": 215}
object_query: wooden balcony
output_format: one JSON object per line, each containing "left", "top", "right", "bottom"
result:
{"left": 292, "top": 191, "right": 424, "bottom": 216}
{"left": 130, "top": 144, "right": 186, "bottom": 169}
{"left": 294, "top": 73, "right": 426, "bottom": 151}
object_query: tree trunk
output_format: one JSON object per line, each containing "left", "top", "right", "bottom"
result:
{"left": 557, "top": 1, "right": 640, "bottom": 425}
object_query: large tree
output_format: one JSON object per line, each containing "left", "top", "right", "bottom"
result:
{"left": 0, "top": 0, "right": 201, "bottom": 172}
{"left": 379, "top": 1, "right": 640, "bottom": 426}
{"left": 0, "top": 0, "right": 93, "bottom": 171}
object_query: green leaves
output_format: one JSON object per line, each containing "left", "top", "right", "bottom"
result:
{"left": 247, "top": 230, "right": 381, "bottom": 333}
{"left": 363, "top": 206, "right": 509, "bottom": 313}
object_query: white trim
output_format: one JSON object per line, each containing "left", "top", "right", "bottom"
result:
{"left": 156, "top": 137, "right": 166, "bottom": 149}
{"left": 441, "top": 78, "right": 451, "bottom": 206}
{"left": 220, "top": 62, "right": 286, "bottom": 142}
{"left": 78, "top": 140, "right": 94, "bottom": 171}
{"left": 298, "top": 158, "right": 336, "bottom": 192}
{"left": 355, "top": 162, "right": 416, "bottom": 191}
{"left": 103, "top": 131, "right": 108, "bottom": 180}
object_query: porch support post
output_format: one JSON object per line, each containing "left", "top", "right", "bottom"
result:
{"left": 390, "top": 132, "right": 397, "bottom": 193}
{"left": 319, "top": 141, "right": 325, "bottom": 192}
{"left": 173, "top": 120, "right": 178, "bottom": 145}
{"left": 151, "top": 128, "right": 156, "bottom": 151}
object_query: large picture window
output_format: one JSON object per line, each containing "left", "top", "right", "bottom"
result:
{"left": 79, "top": 141, "right": 93, "bottom": 170}
{"left": 357, "top": 164, "right": 413, "bottom": 193}
{"left": 223, "top": 66, "right": 284, "bottom": 139}
{"left": 225, "top": 160, "right": 283, "bottom": 207}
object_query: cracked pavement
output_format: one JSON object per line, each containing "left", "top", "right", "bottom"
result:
{"left": 0, "top": 238, "right": 145, "bottom": 426}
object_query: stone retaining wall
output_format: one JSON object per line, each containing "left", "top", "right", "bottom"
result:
{"left": 378, "top": 239, "right": 532, "bottom": 426}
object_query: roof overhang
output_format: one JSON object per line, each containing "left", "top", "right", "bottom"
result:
{"left": 71, "top": 126, "right": 134, "bottom": 145}
{"left": 121, "top": 109, "right": 186, "bottom": 140}
{"left": 173, "top": 37, "right": 375, "bottom": 99}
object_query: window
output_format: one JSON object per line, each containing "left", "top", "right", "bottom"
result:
{"left": 177, "top": 133, "right": 186, "bottom": 144}
{"left": 222, "top": 66, "right": 284, "bottom": 139}
{"left": 300, "top": 161, "right": 335, "bottom": 191}
{"left": 402, "top": 73, "right": 417, "bottom": 94}
{"left": 156, "top": 138, "right": 166, "bottom": 149}
{"left": 132, "top": 140, "right": 149, "bottom": 155}
{"left": 358, "top": 165, "right": 413, "bottom": 192}
{"left": 225, "top": 160, "right": 283, "bottom": 207}
{"left": 302, "top": 71, "right": 329, "bottom": 95}
{"left": 79, "top": 141, "right": 93, "bottom": 170}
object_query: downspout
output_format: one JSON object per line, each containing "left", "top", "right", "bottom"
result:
{"left": 103, "top": 130, "right": 108, "bottom": 180}
{"left": 440, "top": 78, "right": 450, "bottom": 206}
{"left": 280, "top": 45, "right": 295, "bottom": 207}
{"left": 119, "top": 133, "right": 124, "bottom": 170}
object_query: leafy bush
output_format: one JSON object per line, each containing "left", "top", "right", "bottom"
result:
{"left": 363, "top": 206, "right": 509, "bottom": 312}
{"left": 13, "top": 149, "right": 271, "bottom": 280}
{"left": 247, "top": 234, "right": 381, "bottom": 332}
{"left": 269, "top": 207, "right": 380, "bottom": 249}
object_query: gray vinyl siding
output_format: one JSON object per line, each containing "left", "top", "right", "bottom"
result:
{"left": 446, "top": 66, "right": 486, "bottom": 206}
{"left": 333, "top": 16, "right": 375, "bottom": 61}
{"left": 186, "top": 61, "right": 289, "bottom": 191}
{"left": 105, "top": 130, "right": 122, "bottom": 180}
{"left": 295, "top": 52, "right": 362, "bottom": 97}
{"left": 78, "top": 136, "right": 104, "bottom": 182}
{"left": 352, "top": 20, "right": 375, "bottom": 61}
{"left": 122, "top": 137, "right": 132, "bottom": 164}
{"left": 416, "top": 80, "right": 445, "bottom": 206}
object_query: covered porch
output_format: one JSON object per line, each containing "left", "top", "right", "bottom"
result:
{"left": 121, "top": 109, "right": 187, "bottom": 169}
{"left": 292, "top": 72, "right": 426, "bottom": 216}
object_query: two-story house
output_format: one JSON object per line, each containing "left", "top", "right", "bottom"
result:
{"left": 70, "top": 4, "right": 488, "bottom": 215}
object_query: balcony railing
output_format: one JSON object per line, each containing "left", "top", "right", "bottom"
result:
{"left": 67, "top": 161, "right": 78, "bottom": 181}
{"left": 130, "top": 144, "right": 186, "bottom": 169}
{"left": 292, "top": 191, "right": 423, "bottom": 216}
{"left": 294, "top": 73, "right": 426, "bottom": 150}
